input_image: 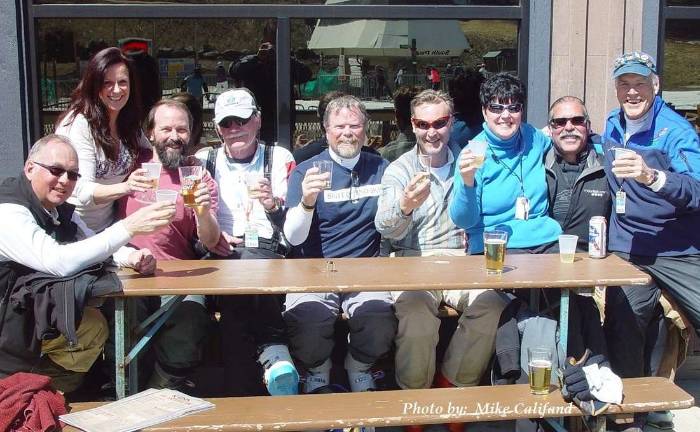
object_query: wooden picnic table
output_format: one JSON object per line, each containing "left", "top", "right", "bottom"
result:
{"left": 113, "top": 253, "right": 651, "bottom": 399}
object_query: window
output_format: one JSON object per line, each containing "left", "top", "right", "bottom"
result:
{"left": 27, "top": 0, "right": 527, "bottom": 148}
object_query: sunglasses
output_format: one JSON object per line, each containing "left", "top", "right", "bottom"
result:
{"left": 486, "top": 103, "right": 523, "bottom": 114}
{"left": 32, "top": 161, "right": 81, "bottom": 181}
{"left": 549, "top": 116, "right": 588, "bottom": 129}
{"left": 218, "top": 115, "right": 254, "bottom": 129}
{"left": 412, "top": 116, "right": 451, "bottom": 130}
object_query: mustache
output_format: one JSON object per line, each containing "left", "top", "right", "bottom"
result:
{"left": 559, "top": 131, "right": 584, "bottom": 140}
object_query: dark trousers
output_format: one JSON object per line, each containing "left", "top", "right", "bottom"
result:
{"left": 605, "top": 252, "right": 700, "bottom": 378}
{"left": 210, "top": 249, "right": 289, "bottom": 395}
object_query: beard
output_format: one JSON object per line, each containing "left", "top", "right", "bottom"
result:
{"left": 155, "top": 138, "right": 187, "bottom": 169}
{"left": 333, "top": 137, "right": 362, "bottom": 159}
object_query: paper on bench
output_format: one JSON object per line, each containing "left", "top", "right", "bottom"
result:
{"left": 59, "top": 388, "right": 214, "bottom": 432}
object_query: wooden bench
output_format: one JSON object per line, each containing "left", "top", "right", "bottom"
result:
{"left": 65, "top": 377, "right": 693, "bottom": 432}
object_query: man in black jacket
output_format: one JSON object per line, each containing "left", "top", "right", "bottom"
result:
{"left": 544, "top": 96, "right": 611, "bottom": 359}
{"left": 0, "top": 134, "right": 174, "bottom": 392}
{"left": 545, "top": 96, "right": 611, "bottom": 247}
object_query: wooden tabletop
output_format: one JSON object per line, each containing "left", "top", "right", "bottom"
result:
{"left": 116, "top": 253, "right": 651, "bottom": 296}
{"left": 65, "top": 377, "right": 694, "bottom": 431}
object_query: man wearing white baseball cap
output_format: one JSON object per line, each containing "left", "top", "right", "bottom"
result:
{"left": 195, "top": 87, "right": 299, "bottom": 396}
{"left": 602, "top": 51, "right": 700, "bottom": 432}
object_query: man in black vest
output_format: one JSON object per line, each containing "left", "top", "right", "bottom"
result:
{"left": 0, "top": 134, "right": 175, "bottom": 392}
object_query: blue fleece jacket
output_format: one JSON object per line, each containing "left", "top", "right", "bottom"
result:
{"left": 602, "top": 96, "right": 700, "bottom": 256}
{"left": 449, "top": 122, "right": 562, "bottom": 254}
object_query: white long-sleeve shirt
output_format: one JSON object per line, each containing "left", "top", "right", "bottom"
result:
{"left": 0, "top": 203, "right": 133, "bottom": 277}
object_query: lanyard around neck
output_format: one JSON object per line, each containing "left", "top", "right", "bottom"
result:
{"left": 488, "top": 133, "right": 525, "bottom": 195}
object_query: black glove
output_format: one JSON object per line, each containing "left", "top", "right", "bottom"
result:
{"left": 559, "top": 349, "right": 613, "bottom": 416}
{"left": 561, "top": 350, "right": 610, "bottom": 401}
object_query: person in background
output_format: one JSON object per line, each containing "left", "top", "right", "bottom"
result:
{"left": 229, "top": 35, "right": 312, "bottom": 144}
{"left": 379, "top": 85, "right": 423, "bottom": 163}
{"left": 180, "top": 64, "right": 209, "bottom": 106}
{"left": 56, "top": 47, "right": 152, "bottom": 233}
{"left": 171, "top": 92, "right": 205, "bottom": 152}
{"left": 447, "top": 68, "right": 484, "bottom": 148}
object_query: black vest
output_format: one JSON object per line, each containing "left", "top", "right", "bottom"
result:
{"left": 0, "top": 174, "right": 78, "bottom": 375}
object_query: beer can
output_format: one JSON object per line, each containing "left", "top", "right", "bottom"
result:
{"left": 588, "top": 216, "right": 607, "bottom": 259}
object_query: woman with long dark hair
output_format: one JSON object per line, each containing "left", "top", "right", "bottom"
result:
{"left": 56, "top": 47, "right": 152, "bottom": 232}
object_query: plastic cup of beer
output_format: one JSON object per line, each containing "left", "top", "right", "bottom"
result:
{"left": 178, "top": 165, "right": 202, "bottom": 208}
{"left": 558, "top": 234, "right": 578, "bottom": 263}
{"left": 528, "top": 347, "right": 552, "bottom": 395}
{"left": 613, "top": 147, "right": 635, "bottom": 160}
{"left": 245, "top": 172, "right": 261, "bottom": 198}
{"left": 137, "top": 162, "right": 161, "bottom": 202}
{"left": 417, "top": 153, "right": 432, "bottom": 184}
{"left": 312, "top": 160, "right": 333, "bottom": 190}
{"left": 467, "top": 140, "right": 488, "bottom": 168}
{"left": 155, "top": 189, "right": 178, "bottom": 203}
{"left": 483, "top": 230, "right": 508, "bottom": 275}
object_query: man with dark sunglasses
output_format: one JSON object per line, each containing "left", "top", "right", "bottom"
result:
{"left": 545, "top": 96, "right": 610, "bottom": 253}
{"left": 194, "top": 88, "right": 301, "bottom": 396}
{"left": 0, "top": 134, "right": 175, "bottom": 391}
{"left": 544, "top": 96, "right": 610, "bottom": 361}
{"left": 600, "top": 52, "right": 700, "bottom": 432}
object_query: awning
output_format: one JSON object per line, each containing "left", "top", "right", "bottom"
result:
{"left": 308, "top": 18, "right": 470, "bottom": 58}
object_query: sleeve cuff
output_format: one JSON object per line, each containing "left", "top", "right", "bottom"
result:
{"left": 649, "top": 170, "right": 666, "bottom": 192}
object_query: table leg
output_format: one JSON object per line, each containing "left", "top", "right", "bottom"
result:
{"left": 115, "top": 297, "right": 128, "bottom": 399}
{"left": 558, "top": 288, "right": 569, "bottom": 358}
{"left": 127, "top": 297, "right": 138, "bottom": 395}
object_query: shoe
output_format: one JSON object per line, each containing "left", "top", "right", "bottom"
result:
{"left": 646, "top": 410, "right": 674, "bottom": 430}
{"left": 259, "top": 344, "right": 299, "bottom": 396}
{"left": 434, "top": 372, "right": 464, "bottom": 432}
{"left": 303, "top": 358, "right": 332, "bottom": 394}
{"left": 345, "top": 353, "right": 376, "bottom": 392}
{"left": 147, "top": 363, "right": 194, "bottom": 392}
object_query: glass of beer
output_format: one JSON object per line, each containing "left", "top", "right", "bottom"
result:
{"left": 483, "top": 230, "right": 507, "bottom": 275}
{"left": 558, "top": 234, "right": 578, "bottom": 263}
{"left": 312, "top": 160, "right": 333, "bottom": 190}
{"left": 467, "top": 140, "right": 488, "bottom": 169}
{"left": 416, "top": 153, "right": 432, "bottom": 184}
{"left": 137, "top": 162, "right": 161, "bottom": 202}
{"left": 527, "top": 347, "right": 552, "bottom": 395}
{"left": 178, "top": 165, "right": 202, "bottom": 208}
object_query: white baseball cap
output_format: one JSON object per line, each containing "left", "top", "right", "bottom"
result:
{"left": 214, "top": 89, "right": 258, "bottom": 125}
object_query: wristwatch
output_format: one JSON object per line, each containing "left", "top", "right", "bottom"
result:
{"left": 265, "top": 197, "right": 282, "bottom": 213}
{"left": 646, "top": 169, "right": 659, "bottom": 187}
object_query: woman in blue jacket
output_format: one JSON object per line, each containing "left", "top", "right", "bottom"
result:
{"left": 449, "top": 73, "right": 561, "bottom": 253}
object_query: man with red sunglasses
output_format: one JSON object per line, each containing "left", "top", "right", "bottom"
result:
{"left": 376, "top": 90, "right": 507, "bottom": 432}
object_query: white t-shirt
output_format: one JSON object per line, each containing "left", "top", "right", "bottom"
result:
{"left": 196, "top": 143, "right": 295, "bottom": 239}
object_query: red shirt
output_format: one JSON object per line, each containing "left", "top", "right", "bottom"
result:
{"left": 118, "top": 150, "right": 219, "bottom": 260}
